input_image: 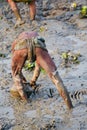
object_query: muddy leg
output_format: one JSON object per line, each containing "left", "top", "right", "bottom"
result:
{"left": 36, "top": 48, "right": 73, "bottom": 109}
{"left": 11, "top": 49, "right": 28, "bottom": 101}
{"left": 11, "top": 75, "right": 28, "bottom": 101}
{"left": 14, "top": 9, "right": 25, "bottom": 28}
{"left": 28, "top": 0, "right": 36, "bottom": 21}
{"left": 51, "top": 70, "right": 73, "bottom": 109}
{"left": 8, "top": 0, "right": 25, "bottom": 27}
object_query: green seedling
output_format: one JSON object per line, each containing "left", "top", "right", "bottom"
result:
{"left": 61, "top": 52, "right": 68, "bottom": 60}
{"left": 40, "top": 68, "right": 46, "bottom": 74}
{"left": 0, "top": 16, "right": 3, "bottom": 20}
{"left": 61, "top": 51, "right": 81, "bottom": 66}
{"left": 79, "top": 6, "right": 87, "bottom": 18}
{"left": 39, "top": 26, "right": 45, "bottom": 32}
{"left": 0, "top": 53, "right": 6, "bottom": 58}
{"left": 24, "top": 61, "right": 35, "bottom": 71}
{"left": 24, "top": 60, "right": 46, "bottom": 74}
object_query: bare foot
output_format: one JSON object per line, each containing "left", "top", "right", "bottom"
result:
{"left": 14, "top": 19, "right": 25, "bottom": 28}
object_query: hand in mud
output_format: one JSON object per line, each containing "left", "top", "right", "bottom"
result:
{"left": 30, "top": 81, "right": 40, "bottom": 92}
{"left": 30, "top": 81, "right": 36, "bottom": 89}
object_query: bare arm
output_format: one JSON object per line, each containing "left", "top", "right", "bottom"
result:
{"left": 30, "top": 61, "right": 40, "bottom": 86}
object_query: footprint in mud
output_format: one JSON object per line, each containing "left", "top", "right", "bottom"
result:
{"left": 0, "top": 118, "right": 14, "bottom": 130}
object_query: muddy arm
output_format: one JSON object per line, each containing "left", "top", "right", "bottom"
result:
{"left": 30, "top": 61, "right": 40, "bottom": 86}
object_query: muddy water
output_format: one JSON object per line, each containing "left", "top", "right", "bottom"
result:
{"left": 0, "top": 2, "right": 87, "bottom": 130}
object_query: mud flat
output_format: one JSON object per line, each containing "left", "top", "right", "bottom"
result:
{"left": 0, "top": 1, "right": 87, "bottom": 130}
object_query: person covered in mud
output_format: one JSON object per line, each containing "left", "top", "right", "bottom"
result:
{"left": 7, "top": 0, "right": 36, "bottom": 27}
{"left": 11, "top": 31, "right": 73, "bottom": 110}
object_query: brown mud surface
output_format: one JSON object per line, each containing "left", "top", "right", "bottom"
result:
{"left": 0, "top": 0, "right": 87, "bottom": 130}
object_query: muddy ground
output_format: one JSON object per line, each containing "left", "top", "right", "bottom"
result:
{"left": 0, "top": 0, "right": 87, "bottom": 130}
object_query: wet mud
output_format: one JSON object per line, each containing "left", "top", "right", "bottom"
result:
{"left": 0, "top": 0, "right": 87, "bottom": 130}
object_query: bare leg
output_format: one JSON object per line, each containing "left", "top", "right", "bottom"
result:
{"left": 51, "top": 70, "right": 73, "bottom": 109}
{"left": 8, "top": 0, "right": 25, "bottom": 27}
{"left": 36, "top": 48, "right": 73, "bottom": 109}
{"left": 11, "top": 75, "right": 28, "bottom": 100}
{"left": 11, "top": 49, "right": 28, "bottom": 101}
{"left": 28, "top": 0, "right": 36, "bottom": 20}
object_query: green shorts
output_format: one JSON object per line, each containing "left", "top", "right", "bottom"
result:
{"left": 13, "top": 0, "right": 33, "bottom": 4}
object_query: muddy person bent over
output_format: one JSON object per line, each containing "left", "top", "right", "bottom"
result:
{"left": 11, "top": 31, "right": 73, "bottom": 110}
